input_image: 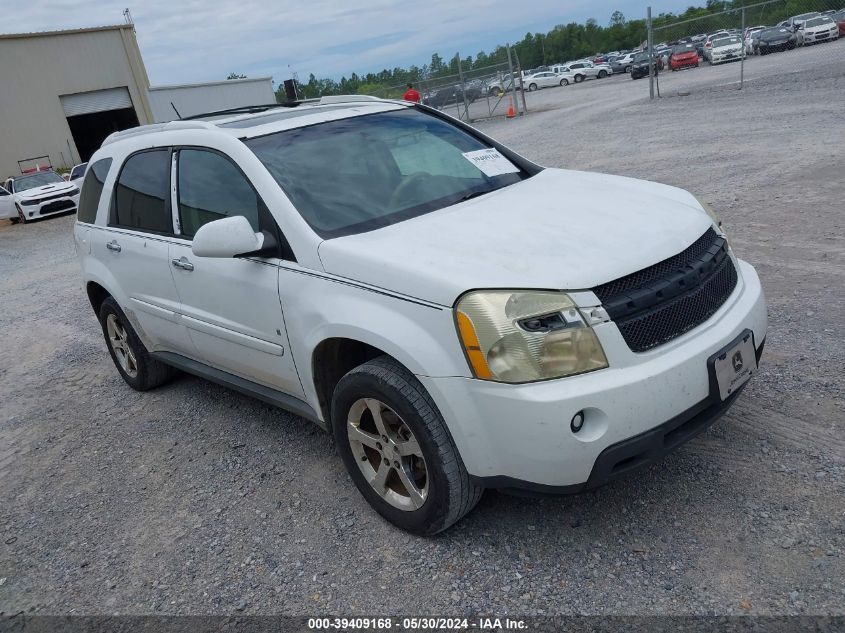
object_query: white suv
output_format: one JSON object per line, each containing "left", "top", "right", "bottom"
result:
{"left": 74, "top": 96, "right": 767, "bottom": 534}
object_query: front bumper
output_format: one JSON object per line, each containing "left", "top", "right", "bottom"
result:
{"left": 20, "top": 195, "right": 79, "bottom": 219}
{"left": 419, "top": 259, "right": 767, "bottom": 489}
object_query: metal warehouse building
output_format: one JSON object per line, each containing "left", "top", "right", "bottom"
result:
{"left": 148, "top": 77, "right": 275, "bottom": 122}
{"left": 0, "top": 24, "right": 277, "bottom": 180}
{"left": 0, "top": 25, "right": 154, "bottom": 178}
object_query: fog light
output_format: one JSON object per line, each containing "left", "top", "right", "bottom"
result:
{"left": 571, "top": 411, "right": 585, "bottom": 433}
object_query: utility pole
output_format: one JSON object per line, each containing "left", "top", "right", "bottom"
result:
{"left": 740, "top": 6, "right": 746, "bottom": 89}
{"left": 647, "top": 6, "right": 654, "bottom": 99}
{"left": 506, "top": 44, "right": 520, "bottom": 116}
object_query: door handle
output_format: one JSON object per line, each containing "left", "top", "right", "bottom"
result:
{"left": 171, "top": 257, "right": 194, "bottom": 272}
{"left": 106, "top": 240, "right": 121, "bottom": 252}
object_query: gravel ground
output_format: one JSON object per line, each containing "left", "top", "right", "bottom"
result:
{"left": 1, "top": 42, "right": 843, "bottom": 618}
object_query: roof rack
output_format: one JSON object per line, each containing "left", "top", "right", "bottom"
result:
{"left": 317, "top": 95, "right": 391, "bottom": 105}
{"left": 182, "top": 101, "right": 317, "bottom": 121}
{"left": 101, "top": 120, "right": 216, "bottom": 146}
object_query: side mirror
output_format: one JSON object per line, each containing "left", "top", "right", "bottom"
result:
{"left": 191, "top": 215, "right": 264, "bottom": 258}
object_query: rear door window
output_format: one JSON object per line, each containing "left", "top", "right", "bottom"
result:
{"left": 111, "top": 150, "right": 173, "bottom": 234}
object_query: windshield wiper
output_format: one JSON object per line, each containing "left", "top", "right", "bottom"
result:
{"left": 456, "top": 187, "right": 497, "bottom": 203}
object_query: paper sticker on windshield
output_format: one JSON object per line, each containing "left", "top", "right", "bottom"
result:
{"left": 462, "top": 149, "right": 520, "bottom": 177}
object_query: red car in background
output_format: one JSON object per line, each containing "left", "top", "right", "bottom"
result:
{"left": 670, "top": 42, "right": 700, "bottom": 70}
{"left": 832, "top": 10, "right": 845, "bottom": 35}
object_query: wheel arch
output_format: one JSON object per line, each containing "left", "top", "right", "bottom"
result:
{"left": 86, "top": 280, "right": 112, "bottom": 317}
{"left": 311, "top": 337, "right": 414, "bottom": 432}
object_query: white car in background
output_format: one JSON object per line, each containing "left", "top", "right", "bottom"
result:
{"left": 1, "top": 170, "right": 81, "bottom": 224}
{"left": 523, "top": 70, "right": 574, "bottom": 90}
{"left": 797, "top": 16, "right": 839, "bottom": 44}
{"left": 551, "top": 61, "right": 611, "bottom": 83}
{"left": 744, "top": 26, "right": 766, "bottom": 53}
{"left": 68, "top": 162, "right": 88, "bottom": 188}
{"left": 710, "top": 35, "right": 745, "bottom": 64}
{"left": 703, "top": 31, "right": 731, "bottom": 60}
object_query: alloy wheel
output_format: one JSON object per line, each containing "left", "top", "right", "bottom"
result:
{"left": 106, "top": 313, "right": 138, "bottom": 378}
{"left": 347, "top": 398, "right": 428, "bottom": 511}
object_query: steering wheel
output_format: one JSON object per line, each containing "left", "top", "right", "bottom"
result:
{"left": 389, "top": 172, "right": 431, "bottom": 208}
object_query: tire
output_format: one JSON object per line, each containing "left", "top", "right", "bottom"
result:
{"left": 16, "top": 207, "right": 27, "bottom": 224}
{"left": 560, "top": 78, "right": 569, "bottom": 86}
{"left": 625, "top": 65, "right": 631, "bottom": 73}
{"left": 574, "top": 74, "right": 584, "bottom": 83}
{"left": 99, "top": 296, "right": 175, "bottom": 391}
{"left": 331, "top": 355, "right": 483, "bottom": 535}
{"left": 597, "top": 70, "right": 607, "bottom": 78}
{"left": 528, "top": 83, "right": 537, "bottom": 92}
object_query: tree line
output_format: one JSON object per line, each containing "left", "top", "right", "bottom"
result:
{"left": 271, "top": 0, "right": 832, "bottom": 101}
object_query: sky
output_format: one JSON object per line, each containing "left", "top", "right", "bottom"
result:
{"left": 9, "top": 0, "right": 692, "bottom": 86}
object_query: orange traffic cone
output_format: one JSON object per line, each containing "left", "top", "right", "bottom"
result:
{"left": 507, "top": 94, "right": 515, "bottom": 118}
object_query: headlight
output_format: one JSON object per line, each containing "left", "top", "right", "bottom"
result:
{"left": 693, "top": 194, "right": 728, "bottom": 241}
{"left": 455, "top": 290, "right": 608, "bottom": 383}
{"left": 21, "top": 199, "right": 39, "bottom": 206}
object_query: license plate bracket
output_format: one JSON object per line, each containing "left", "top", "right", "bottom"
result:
{"left": 707, "top": 329, "right": 757, "bottom": 401}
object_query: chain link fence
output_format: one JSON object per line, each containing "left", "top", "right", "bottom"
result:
{"left": 374, "top": 54, "right": 528, "bottom": 123}
{"left": 646, "top": 0, "right": 844, "bottom": 97}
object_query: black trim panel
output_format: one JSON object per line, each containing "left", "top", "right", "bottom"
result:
{"left": 152, "top": 352, "right": 324, "bottom": 429}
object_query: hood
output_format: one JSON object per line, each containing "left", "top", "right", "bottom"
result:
{"left": 18, "top": 182, "right": 75, "bottom": 200}
{"left": 318, "top": 169, "right": 713, "bottom": 306}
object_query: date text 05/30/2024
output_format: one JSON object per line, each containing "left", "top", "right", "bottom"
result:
{"left": 307, "top": 617, "right": 527, "bottom": 630}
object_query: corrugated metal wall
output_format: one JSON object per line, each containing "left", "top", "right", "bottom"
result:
{"left": 148, "top": 78, "right": 276, "bottom": 122}
{"left": 0, "top": 26, "right": 153, "bottom": 178}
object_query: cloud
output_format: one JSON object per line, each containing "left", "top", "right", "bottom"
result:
{"left": 5, "top": 0, "right": 690, "bottom": 85}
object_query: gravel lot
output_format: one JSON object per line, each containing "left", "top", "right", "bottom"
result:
{"left": 1, "top": 41, "right": 843, "bottom": 618}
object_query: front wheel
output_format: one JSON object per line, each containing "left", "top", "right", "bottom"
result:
{"left": 16, "top": 208, "right": 27, "bottom": 224}
{"left": 332, "top": 356, "right": 483, "bottom": 535}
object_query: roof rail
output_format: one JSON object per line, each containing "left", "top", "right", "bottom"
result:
{"left": 182, "top": 102, "right": 317, "bottom": 121}
{"left": 101, "top": 120, "right": 216, "bottom": 146}
{"left": 318, "top": 95, "right": 391, "bottom": 105}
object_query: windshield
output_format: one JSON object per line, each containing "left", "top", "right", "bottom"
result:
{"left": 15, "top": 171, "right": 64, "bottom": 192}
{"left": 673, "top": 44, "right": 696, "bottom": 53}
{"left": 761, "top": 28, "right": 791, "bottom": 37}
{"left": 245, "top": 108, "right": 529, "bottom": 238}
{"left": 713, "top": 36, "right": 741, "bottom": 47}
{"left": 804, "top": 17, "right": 832, "bottom": 26}
{"left": 632, "top": 52, "right": 649, "bottom": 62}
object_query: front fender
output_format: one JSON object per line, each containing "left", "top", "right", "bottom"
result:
{"left": 279, "top": 266, "right": 471, "bottom": 415}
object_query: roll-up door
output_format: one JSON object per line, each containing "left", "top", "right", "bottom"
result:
{"left": 61, "top": 87, "right": 133, "bottom": 117}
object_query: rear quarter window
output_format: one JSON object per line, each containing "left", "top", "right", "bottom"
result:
{"left": 77, "top": 159, "right": 112, "bottom": 224}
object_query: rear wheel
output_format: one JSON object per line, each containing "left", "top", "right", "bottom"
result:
{"left": 625, "top": 65, "right": 631, "bottom": 73}
{"left": 99, "top": 297, "right": 175, "bottom": 391}
{"left": 597, "top": 70, "right": 607, "bottom": 78}
{"left": 574, "top": 74, "right": 584, "bottom": 83}
{"left": 560, "top": 78, "right": 569, "bottom": 86}
{"left": 528, "top": 83, "right": 538, "bottom": 92}
{"left": 332, "top": 356, "right": 483, "bottom": 535}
